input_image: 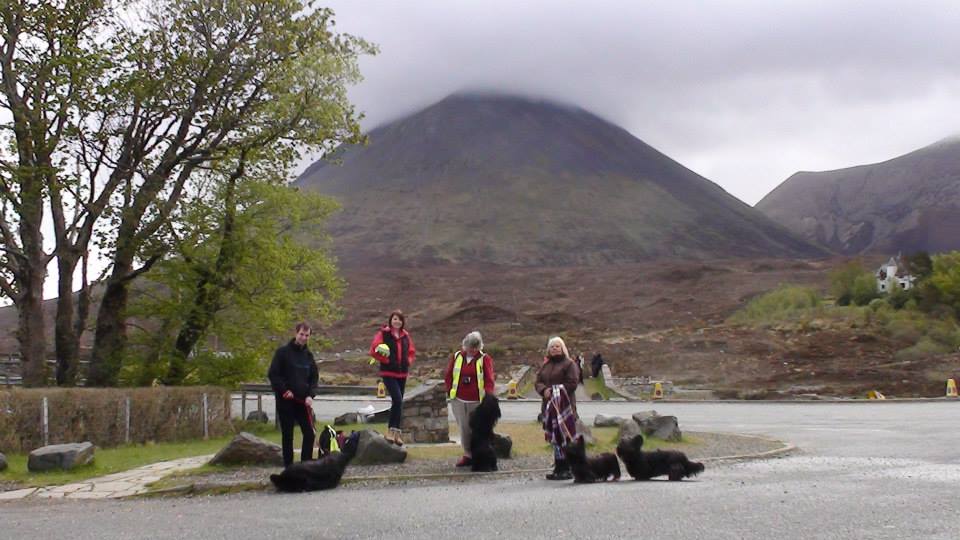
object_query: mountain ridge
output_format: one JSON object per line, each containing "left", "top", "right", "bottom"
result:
{"left": 756, "top": 137, "right": 960, "bottom": 254}
{"left": 296, "top": 92, "right": 824, "bottom": 265}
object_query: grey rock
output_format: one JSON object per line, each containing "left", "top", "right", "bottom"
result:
{"left": 631, "top": 410, "right": 658, "bottom": 425}
{"left": 0, "top": 451, "right": 7, "bottom": 471}
{"left": 593, "top": 414, "right": 626, "bottom": 427}
{"left": 575, "top": 419, "right": 594, "bottom": 445}
{"left": 591, "top": 392, "right": 604, "bottom": 401}
{"left": 246, "top": 410, "right": 269, "bottom": 423}
{"left": 638, "top": 414, "right": 682, "bottom": 442}
{"left": 27, "top": 442, "right": 95, "bottom": 472}
{"left": 334, "top": 412, "right": 363, "bottom": 425}
{"left": 209, "top": 432, "right": 282, "bottom": 466}
{"left": 351, "top": 429, "right": 407, "bottom": 465}
{"left": 618, "top": 419, "right": 644, "bottom": 443}
{"left": 492, "top": 433, "right": 513, "bottom": 459}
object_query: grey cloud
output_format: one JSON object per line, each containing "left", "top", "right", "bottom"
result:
{"left": 319, "top": 0, "right": 960, "bottom": 204}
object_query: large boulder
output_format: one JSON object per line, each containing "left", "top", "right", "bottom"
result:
{"left": 594, "top": 414, "right": 626, "bottom": 427}
{"left": 246, "top": 410, "right": 269, "bottom": 423}
{"left": 492, "top": 433, "right": 512, "bottom": 459}
{"left": 637, "top": 414, "right": 682, "bottom": 442}
{"left": 334, "top": 412, "right": 363, "bottom": 426}
{"left": 209, "top": 432, "right": 282, "bottom": 466}
{"left": 618, "top": 419, "right": 644, "bottom": 444}
{"left": 631, "top": 410, "right": 658, "bottom": 425}
{"left": 351, "top": 429, "right": 407, "bottom": 465}
{"left": 575, "top": 419, "right": 594, "bottom": 445}
{"left": 28, "top": 442, "right": 95, "bottom": 472}
{"left": 0, "top": 451, "right": 7, "bottom": 471}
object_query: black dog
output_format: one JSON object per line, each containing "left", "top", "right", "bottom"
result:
{"left": 562, "top": 437, "right": 621, "bottom": 483}
{"left": 616, "top": 434, "right": 704, "bottom": 481}
{"left": 468, "top": 394, "right": 502, "bottom": 472}
{"left": 270, "top": 432, "right": 360, "bottom": 492}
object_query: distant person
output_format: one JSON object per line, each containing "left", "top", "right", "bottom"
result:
{"left": 444, "top": 331, "right": 496, "bottom": 468}
{"left": 535, "top": 336, "right": 580, "bottom": 480}
{"left": 268, "top": 322, "right": 320, "bottom": 467}
{"left": 575, "top": 353, "right": 585, "bottom": 384}
{"left": 369, "top": 310, "right": 416, "bottom": 446}
{"left": 590, "top": 353, "right": 605, "bottom": 378}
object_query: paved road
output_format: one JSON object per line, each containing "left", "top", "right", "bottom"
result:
{"left": 3, "top": 401, "right": 959, "bottom": 540}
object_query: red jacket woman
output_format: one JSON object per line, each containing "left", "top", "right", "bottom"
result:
{"left": 369, "top": 310, "right": 416, "bottom": 445}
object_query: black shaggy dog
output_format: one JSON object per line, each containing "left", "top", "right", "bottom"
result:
{"left": 616, "top": 434, "right": 704, "bottom": 481}
{"left": 270, "top": 432, "right": 360, "bottom": 492}
{"left": 562, "top": 437, "right": 621, "bottom": 483}
{"left": 468, "top": 394, "right": 502, "bottom": 472}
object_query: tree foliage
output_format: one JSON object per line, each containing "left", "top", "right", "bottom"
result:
{"left": 829, "top": 260, "right": 869, "bottom": 306}
{"left": 929, "top": 252, "right": 960, "bottom": 318}
{"left": 1, "top": 0, "right": 373, "bottom": 386}
{"left": 80, "top": 0, "right": 373, "bottom": 385}
{"left": 122, "top": 178, "right": 343, "bottom": 387}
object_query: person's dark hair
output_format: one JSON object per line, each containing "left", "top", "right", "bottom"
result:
{"left": 387, "top": 310, "right": 405, "bottom": 330}
{"left": 295, "top": 322, "right": 312, "bottom": 333}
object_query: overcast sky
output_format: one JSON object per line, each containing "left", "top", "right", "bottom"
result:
{"left": 316, "top": 0, "right": 960, "bottom": 205}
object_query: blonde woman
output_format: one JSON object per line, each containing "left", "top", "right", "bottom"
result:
{"left": 534, "top": 336, "right": 580, "bottom": 480}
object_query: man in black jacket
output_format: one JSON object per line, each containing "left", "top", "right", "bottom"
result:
{"left": 268, "top": 322, "right": 319, "bottom": 467}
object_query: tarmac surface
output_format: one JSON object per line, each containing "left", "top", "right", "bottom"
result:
{"left": 2, "top": 400, "right": 959, "bottom": 539}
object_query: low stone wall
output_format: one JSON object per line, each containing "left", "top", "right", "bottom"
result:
{"left": 400, "top": 381, "right": 449, "bottom": 443}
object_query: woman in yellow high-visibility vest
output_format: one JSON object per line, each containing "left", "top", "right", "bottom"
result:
{"left": 444, "top": 331, "right": 496, "bottom": 468}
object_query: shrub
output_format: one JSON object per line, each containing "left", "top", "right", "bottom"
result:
{"left": 729, "top": 285, "right": 821, "bottom": 325}
{"left": 850, "top": 274, "right": 880, "bottom": 306}
{"left": 894, "top": 337, "right": 950, "bottom": 362}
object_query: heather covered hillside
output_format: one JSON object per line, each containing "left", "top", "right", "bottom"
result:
{"left": 297, "top": 93, "right": 823, "bottom": 266}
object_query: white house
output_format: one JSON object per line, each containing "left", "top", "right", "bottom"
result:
{"left": 876, "top": 255, "right": 915, "bottom": 293}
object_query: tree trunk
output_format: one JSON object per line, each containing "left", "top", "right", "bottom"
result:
{"left": 16, "top": 174, "right": 49, "bottom": 387}
{"left": 87, "top": 262, "right": 132, "bottom": 386}
{"left": 54, "top": 253, "right": 80, "bottom": 386}
{"left": 165, "top": 172, "right": 240, "bottom": 385}
{"left": 17, "top": 282, "right": 47, "bottom": 387}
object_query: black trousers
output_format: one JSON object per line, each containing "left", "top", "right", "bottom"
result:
{"left": 277, "top": 399, "right": 315, "bottom": 467}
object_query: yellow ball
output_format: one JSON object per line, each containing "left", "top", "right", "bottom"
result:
{"left": 375, "top": 343, "right": 390, "bottom": 356}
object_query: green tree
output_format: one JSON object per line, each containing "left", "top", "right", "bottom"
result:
{"left": 929, "top": 252, "right": 960, "bottom": 318}
{"left": 85, "top": 0, "right": 374, "bottom": 385}
{"left": 850, "top": 273, "right": 879, "bottom": 306}
{"left": 905, "top": 251, "right": 933, "bottom": 280}
{"left": 124, "top": 177, "right": 342, "bottom": 387}
{"left": 829, "top": 260, "right": 868, "bottom": 306}
{"left": 0, "top": 0, "right": 116, "bottom": 386}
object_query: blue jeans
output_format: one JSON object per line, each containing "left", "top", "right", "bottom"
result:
{"left": 383, "top": 376, "right": 406, "bottom": 429}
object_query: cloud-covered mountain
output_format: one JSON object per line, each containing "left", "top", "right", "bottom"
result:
{"left": 297, "top": 93, "right": 823, "bottom": 265}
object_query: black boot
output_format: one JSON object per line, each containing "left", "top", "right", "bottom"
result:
{"left": 546, "top": 459, "right": 572, "bottom": 480}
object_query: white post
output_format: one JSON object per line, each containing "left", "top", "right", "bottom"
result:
{"left": 42, "top": 396, "right": 49, "bottom": 446}
{"left": 202, "top": 393, "right": 209, "bottom": 440}
{"left": 125, "top": 397, "right": 131, "bottom": 444}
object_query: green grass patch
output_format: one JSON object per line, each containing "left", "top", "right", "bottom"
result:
{"left": 1, "top": 435, "right": 241, "bottom": 487}
{"left": 584, "top": 376, "right": 614, "bottom": 400}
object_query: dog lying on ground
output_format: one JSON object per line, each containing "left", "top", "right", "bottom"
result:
{"left": 468, "top": 394, "right": 502, "bottom": 472}
{"left": 562, "top": 437, "right": 621, "bottom": 483}
{"left": 270, "top": 431, "right": 360, "bottom": 492}
{"left": 615, "top": 434, "right": 704, "bottom": 481}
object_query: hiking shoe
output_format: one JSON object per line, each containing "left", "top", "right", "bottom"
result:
{"left": 455, "top": 455, "right": 473, "bottom": 467}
